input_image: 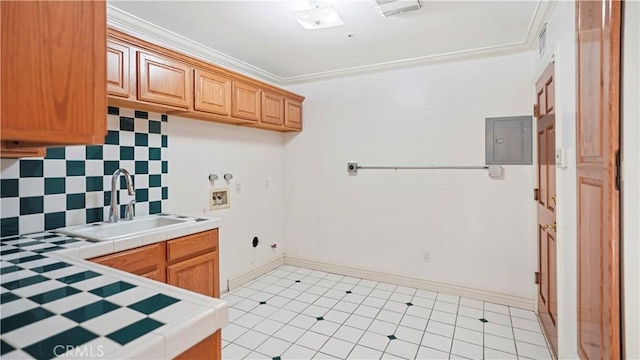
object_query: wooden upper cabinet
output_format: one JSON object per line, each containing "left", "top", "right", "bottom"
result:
{"left": 231, "top": 81, "right": 261, "bottom": 122}
{"left": 285, "top": 99, "right": 303, "bottom": 130}
{"left": 0, "top": 0, "right": 107, "bottom": 146}
{"left": 261, "top": 91, "right": 285, "bottom": 126}
{"left": 137, "top": 50, "right": 190, "bottom": 109}
{"left": 194, "top": 68, "right": 231, "bottom": 116}
{"left": 106, "top": 40, "right": 131, "bottom": 98}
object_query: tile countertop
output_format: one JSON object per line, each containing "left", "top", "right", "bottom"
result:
{"left": 0, "top": 214, "right": 227, "bottom": 360}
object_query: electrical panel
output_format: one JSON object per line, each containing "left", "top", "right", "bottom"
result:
{"left": 485, "top": 116, "right": 533, "bottom": 165}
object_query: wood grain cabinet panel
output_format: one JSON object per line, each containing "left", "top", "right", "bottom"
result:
{"left": 175, "top": 331, "right": 221, "bottom": 360}
{"left": 90, "top": 242, "right": 166, "bottom": 283}
{"left": 168, "top": 252, "right": 217, "bottom": 298}
{"left": 194, "top": 69, "right": 231, "bottom": 116}
{"left": 167, "top": 230, "right": 218, "bottom": 263}
{"left": 231, "top": 81, "right": 261, "bottom": 122}
{"left": 285, "top": 99, "right": 303, "bottom": 130}
{"left": 106, "top": 40, "right": 130, "bottom": 98}
{"left": 261, "top": 91, "right": 284, "bottom": 126}
{"left": 0, "top": 0, "right": 106, "bottom": 147}
{"left": 137, "top": 51, "right": 190, "bottom": 108}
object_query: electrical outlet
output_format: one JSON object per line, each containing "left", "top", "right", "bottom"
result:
{"left": 236, "top": 182, "right": 241, "bottom": 193}
{"left": 423, "top": 250, "right": 431, "bottom": 263}
{"left": 265, "top": 180, "right": 269, "bottom": 190}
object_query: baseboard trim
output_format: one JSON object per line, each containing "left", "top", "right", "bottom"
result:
{"left": 227, "top": 255, "right": 285, "bottom": 291}
{"left": 284, "top": 254, "right": 534, "bottom": 310}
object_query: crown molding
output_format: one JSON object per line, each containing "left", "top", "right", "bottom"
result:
{"left": 106, "top": 5, "right": 284, "bottom": 86}
{"left": 107, "top": 1, "right": 556, "bottom": 86}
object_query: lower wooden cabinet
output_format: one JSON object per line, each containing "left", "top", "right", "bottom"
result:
{"left": 89, "top": 229, "right": 220, "bottom": 359}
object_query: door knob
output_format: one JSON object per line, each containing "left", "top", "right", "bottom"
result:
{"left": 542, "top": 222, "right": 557, "bottom": 230}
{"left": 551, "top": 195, "right": 557, "bottom": 204}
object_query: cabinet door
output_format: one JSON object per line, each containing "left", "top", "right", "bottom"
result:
{"left": 107, "top": 40, "right": 131, "bottom": 98}
{"left": 175, "top": 331, "right": 220, "bottom": 360}
{"left": 167, "top": 252, "right": 217, "bottom": 297}
{"left": 194, "top": 69, "right": 231, "bottom": 116}
{"left": 261, "top": 91, "right": 284, "bottom": 126}
{"left": 90, "top": 242, "right": 166, "bottom": 282}
{"left": 285, "top": 99, "right": 303, "bottom": 130}
{"left": 137, "top": 50, "right": 190, "bottom": 108}
{"left": 0, "top": 0, "right": 106, "bottom": 145}
{"left": 231, "top": 81, "right": 261, "bottom": 122}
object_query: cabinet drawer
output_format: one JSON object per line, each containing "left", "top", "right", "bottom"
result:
{"left": 90, "top": 242, "right": 166, "bottom": 281}
{"left": 167, "top": 229, "right": 218, "bottom": 264}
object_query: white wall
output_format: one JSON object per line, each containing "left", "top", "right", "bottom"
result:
{"left": 167, "top": 117, "right": 285, "bottom": 289}
{"left": 622, "top": 1, "right": 640, "bottom": 358}
{"left": 533, "top": 1, "right": 578, "bottom": 358}
{"left": 284, "top": 52, "right": 536, "bottom": 301}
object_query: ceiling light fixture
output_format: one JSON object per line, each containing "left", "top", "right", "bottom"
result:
{"left": 371, "top": 0, "right": 422, "bottom": 17}
{"left": 291, "top": 0, "right": 344, "bottom": 30}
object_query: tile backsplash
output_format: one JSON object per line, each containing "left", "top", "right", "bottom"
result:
{"left": 0, "top": 107, "right": 169, "bottom": 237}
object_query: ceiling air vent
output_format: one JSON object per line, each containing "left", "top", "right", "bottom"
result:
{"left": 371, "top": 0, "right": 422, "bottom": 17}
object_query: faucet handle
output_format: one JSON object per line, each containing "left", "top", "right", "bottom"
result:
{"left": 125, "top": 200, "right": 136, "bottom": 221}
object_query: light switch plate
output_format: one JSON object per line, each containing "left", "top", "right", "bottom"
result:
{"left": 556, "top": 147, "right": 568, "bottom": 168}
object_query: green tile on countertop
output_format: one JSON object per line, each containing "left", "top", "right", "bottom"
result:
{"left": 30, "top": 262, "right": 72, "bottom": 273}
{"left": 0, "top": 248, "right": 23, "bottom": 256}
{"left": 8, "top": 254, "right": 46, "bottom": 264}
{"left": 0, "top": 265, "right": 22, "bottom": 274}
{"left": 128, "top": 293, "right": 179, "bottom": 315}
{"left": 56, "top": 271, "right": 101, "bottom": 285}
{"left": 63, "top": 300, "right": 120, "bottom": 323}
{"left": 33, "top": 246, "right": 64, "bottom": 254}
{"left": 1, "top": 340, "right": 15, "bottom": 355}
{"left": 13, "top": 240, "right": 41, "bottom": 248}
{"left": 1, "top": 274, "right": 49, "bottom": 290}
{"left": 52, "top": 239, "right": 81, "bottom": 245}
{"left": 1, "top": 307, "right": 54, "bottom": 333}
{"left": 1, "top": 292, "right": 21, "bottom": 304}
{"left": 24, "top": 326, "right": 98, "bottom": 359}
{"left": 89, "top": 281, "right": 136, "bottom": 298}
{"left": 107, "top": 318, "right": 163, "bottom": 345}
{"left": 29, "top": 286, "right": 81, "bottom": 304}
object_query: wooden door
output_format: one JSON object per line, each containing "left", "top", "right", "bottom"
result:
{"left": 576, "top": 0, "right": 621, "bottom": 359}
{"left": 106, "top": 40, "right": 130, "bottom": 98}
{"left": 167, "top": 252, "right": 217, "bottom": 298}
{"left": 261, "top": 91, "right": 284, "bottom": 126}
{"left": 194, "top": 68, "right": 231, "bottom": 116}
{"left": 0, "top": 0, "right": 106, "bottom": 146}
{"left": 231, "top": 81, "right": 261, "bottom": 122}
{"left": 137, "top": 50, "right": 190, "bottom": 108}
{"left": 536, "top": 62, "right": 558, "bottom": 355}
{"left": 285, "top": 98, "right": 303, "bottom": 130}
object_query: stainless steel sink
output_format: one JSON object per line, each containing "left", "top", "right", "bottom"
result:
{"left": 57, "top": 216, "right": 188, "bottom": 242}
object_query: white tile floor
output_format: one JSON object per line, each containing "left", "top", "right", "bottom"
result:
{"left": 221, "top": 266, "right": 552, "bottom": 360}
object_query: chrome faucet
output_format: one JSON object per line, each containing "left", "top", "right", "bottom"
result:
{"left": 109, "top": 168, "right": 135, "bottom": 223}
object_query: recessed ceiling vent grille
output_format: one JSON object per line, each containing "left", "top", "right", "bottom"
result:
{"left": 371, "top": 0, "right": 422, "bottom": 17}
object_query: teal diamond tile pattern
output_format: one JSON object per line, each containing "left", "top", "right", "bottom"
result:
{"left": 0, "top": 107, "right": 168, "bottom": 235}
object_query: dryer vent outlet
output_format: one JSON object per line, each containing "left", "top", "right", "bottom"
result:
{"left": 252, "top": 237, "right": 259, "bottom": 248}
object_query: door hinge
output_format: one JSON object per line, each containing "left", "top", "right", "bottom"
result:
{"left": 533, "top": 104, "right": 540, "bottom": 118}
{"left": 534, "top": 188, "right": 539, "bottom": 201}
{"left": 615, "top": 149, "right": 621, "bottom": 191}
{"left": 535, "top": 271, "right": 540, "bottom": 285}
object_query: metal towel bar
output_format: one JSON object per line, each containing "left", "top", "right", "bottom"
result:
{"left": 347, "top": 162, "right": 489, "bottom": 174}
